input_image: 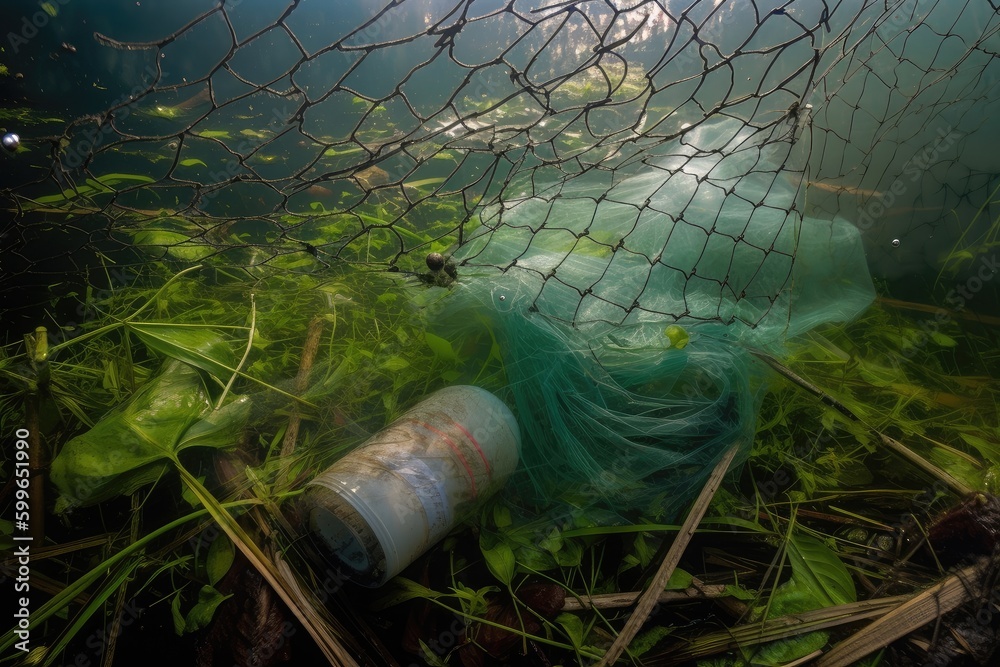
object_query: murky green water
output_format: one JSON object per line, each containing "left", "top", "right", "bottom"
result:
{"left": 3, "top": 1, "right": 1000, "bottom": 665}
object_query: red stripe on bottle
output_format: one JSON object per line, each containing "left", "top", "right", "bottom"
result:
{"left": 451, "top": 421, "right": 492, "bottom": 479}
{"left": 408, "top": 419, "right": 478, "bottom": 497}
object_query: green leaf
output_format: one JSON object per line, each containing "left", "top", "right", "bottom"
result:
{"left": 369, "top": 577, "right": 442, "bottom": 610}
{"left": 425, "top": 332, "right": 459, "bottom": 363}
{"left": 179, "top": 158, "right": 208, "bottom": 168}
{"left": 480, "top": 537, "right": 516, "bottom": 586}
{"left": 418, "top": 640, "right": 450, "bottom": 667}
{"left": 133, "top": 229, "right": 189, "bottom": 256}
{"left": 183, "top": 585, "right": 232, "bottom": 633}
{"left": 206, "top": 534, "right": 235, "bottom": 586}
{"left": 32, "top": 189, "right": 80, "bottom": 204}
{"left": 722, "top": 583, "right": 756, "bottom": 601}
{"left": 748, "top": 631, "right": 828, "bottom": 666}
{"left": 747, "top": 534, "right": 855, "bottom": 665}
{"left": 556, "top": 612, "right": 586, "bottom": 650}
{"left": 450, "top": 583, "right": 495, "bottom": 618}
{"left": 92, "top": 173, "right": 157, "bottom": 187}
{"left": 560, "top": 522, "right": 684, "bottom": 538}
{"left": 631, "top": 626, "right": 673, "bottom": 658}
{"left": 404, "top": 177, "right": 447, "bottom": 190}
{"left": 537, "top": 528, "right": 563, "bottom": 555}
{"left": 664, "top": 324, "right": 690, "bottom": 349}
{"left": 171, "top": 591, "right": 186, "bottom": 636}
{"left": 633, "top": 533, "right": 655, "bottom": 568}
{"left": 50, "top": 360, "right": 248, "bottom": 508}
{"left": 493, "top": 504, "right": 513, "bottom": 529}
{"left": 930, "top": 331, "right": 957, "bottom": 347}
{"left": 380, "top": 356, "right": 409, "bottom": 372}
{"left": 960, "top": 432, "right": 1000, "bottom": 461}
{"left": 147, "top": 105, "right": 185, "bottom": 119}
{"left": 931, "top": 448, "right": 982, "bottom": 492}
{"left": 785, "top": 533, "right": 856, "bottom": 608}
{"left": 50, "top": 361, "right": 208, "bottom": 507}
{"left": 177, "top": 396, "right": 251, "bottom": 452}
{"left": 618, "top": 553, "right": 640, "bottom": 573}
{"left": 128, "top": 323, "right": 235, "bottom": 379}
{"left": 513, "top": 543, "right": 558, "bottom": 571}
{"left": 554, "top": 538, "right": 584, "bottom": 567}
{"left": 665, "top": 567, "right": 693, "bottom": 591}
{"left": 181, "top": 474, "right": 207, "bottom": 508}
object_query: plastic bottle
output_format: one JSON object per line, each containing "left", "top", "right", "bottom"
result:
{"left": 301, "top": 385, "right": 520, "bottom": 587}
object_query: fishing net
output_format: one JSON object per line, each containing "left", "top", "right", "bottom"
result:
{"left": 4, "top": 0, "right": 999, "bottom": 512}
{"left": 428, "top": 277, "right": 762, "bottom": 517}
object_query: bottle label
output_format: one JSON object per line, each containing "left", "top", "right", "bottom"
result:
{"left": 380, "top": 455, "right": 453, "bottom": 541}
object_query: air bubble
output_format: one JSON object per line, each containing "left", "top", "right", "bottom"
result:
{"left": 2, "top": 133, "right": 20, "bottom": 152}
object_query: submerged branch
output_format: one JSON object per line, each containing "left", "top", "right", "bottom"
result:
{"left": 816, "top": 559, "right": 987, "bottom": 667}
{"left": 562, "top": 583, "right": 729, "bottom": 611}
{"left": 596, "top": 443, "right": 742, "bottom": 667}
{"left": 281, "top": 315, "right": 326, "bottom": 460}
{"left": 877, "top": 296, "right": 1000, "bottom": 327}
{"left": 174, "top": 463, "right": 361, "bottom": 667}
{"left": 655, "top": 594, "right": 911, "bottom": 664}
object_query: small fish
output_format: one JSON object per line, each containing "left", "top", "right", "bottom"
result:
{"left": 175, "top": 87, "right": 211, "bottom": 111}
{"left": 883, "top": 205, "right": 943, "bottom": 217}
{"left": 240, "top": 128, "right": 270, "bottom": 140}
{"left": 806, "top": 180, "right": 883, "bottom": 199}
{"left": 306, "top": 184, "right": 334, "bottom": 198}
{"left": 61, "top": 42, "right": 77, "bottom": 54}
{"left": 353, "top": 166, "right": 390, "bottom": 190}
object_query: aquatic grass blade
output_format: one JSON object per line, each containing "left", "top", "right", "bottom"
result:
{"left": 127, "top": 323, "right": 235, "bottom": 381}
{"left": 172, "top": 464, "right": 361, "bottom": 666}
{"left": 43, "top": 562, "right": 143, "bottom": 666}
{"left": 0, "top": 501, "right": 261, "bottom": 656}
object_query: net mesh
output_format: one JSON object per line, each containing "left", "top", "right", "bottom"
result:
{"left": 4, "top": 0, "right": 1000, "bottom": 519}
{"left": 4, "top": 0, "right": 997, "bottom": 337}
